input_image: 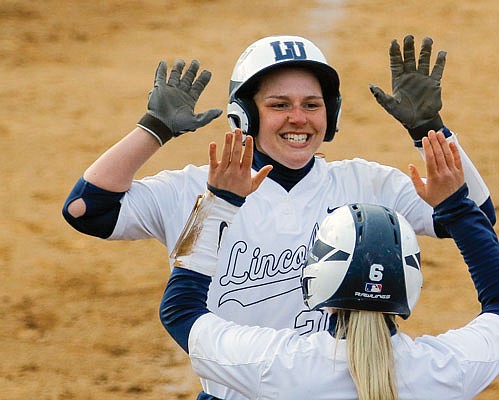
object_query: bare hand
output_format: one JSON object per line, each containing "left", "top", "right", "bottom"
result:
{"left": 208, "top": 129, "right": 272, "bottom": 198}
{"left": 409, "top": 131, "right": 464, "bottom": 207}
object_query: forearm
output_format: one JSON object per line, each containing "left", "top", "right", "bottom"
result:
{"left": 433, "top": 185, "right": 499, "bottom": 315}
{"left": 83, "top": 127, "right": 160, "bottom": 192}
{"left": 161, "top": 191, "right": 241, "bottom": 351}
{"left": 160, "top": 267, "right": 211, "bottom": 353}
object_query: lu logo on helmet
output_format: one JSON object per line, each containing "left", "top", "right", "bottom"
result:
{"left": 270, "top": 41, "right": 307, "bottom": 62}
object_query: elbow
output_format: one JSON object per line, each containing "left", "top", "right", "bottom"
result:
{"left": 61, "top": 202, "right": 118, "bottom": 239}
{"left": 62, "top": 177, "right": 123, "bottom": 238}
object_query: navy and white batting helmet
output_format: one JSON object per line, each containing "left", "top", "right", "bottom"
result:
{"left": 227, "top": 35, "right": 342, "bottom": 142}
{"left": 302, "top": 204, "right": 422, "bottom": 319}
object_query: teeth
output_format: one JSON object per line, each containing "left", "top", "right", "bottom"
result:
{"left": 283, "top": 133, "right": 307, "bottom": 143}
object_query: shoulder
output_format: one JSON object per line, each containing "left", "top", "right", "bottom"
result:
{"left": 405, "top": 313, "right": 499, "bottom": 362}
{"left": 155, "top": 163, "right": 209, "bottom": 181}
{"left": 318, "top": 157, "right": 407, "bottom": 181}
{"left": 130, "top": 164, "right": 208, "bottom": 191}
{"left": 322, "top": 157, "right": 395, "bottom": 171}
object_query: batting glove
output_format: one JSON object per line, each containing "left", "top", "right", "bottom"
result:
{"left": 137, "top": 59, "right": 223, "bottom": 146}
{"left": 369, "top": 35, "right": 447, "bottom": 141}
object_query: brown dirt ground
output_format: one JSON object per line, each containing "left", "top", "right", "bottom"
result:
{"left": 1, "top": 0, "right": 498, "bottom": 398}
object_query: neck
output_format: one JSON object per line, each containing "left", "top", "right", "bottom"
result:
{"left": 252, "top": 146, "right": 315, "bottom": 192}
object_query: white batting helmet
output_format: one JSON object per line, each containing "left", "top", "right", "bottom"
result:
{"left": 302, "top": 204, "right": 422, "bottom": 319}
{"left": 227, "top": 35, "right": 342, "bottom": 142}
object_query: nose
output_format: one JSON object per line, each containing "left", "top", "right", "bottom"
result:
{"left": 287, "top": 106, "right": 307, "bottom": 126}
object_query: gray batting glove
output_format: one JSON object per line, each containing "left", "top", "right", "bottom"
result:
{"left": 369, "top": 35, "right": 447, "bottom": 141}
{"left": 137, "top": 59, "right": 223, "bottom": 146}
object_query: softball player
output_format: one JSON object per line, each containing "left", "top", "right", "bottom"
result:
{"left": 63, "top": 35, "right": 495, "bottom": 399}
{"left": 161, "top": 130, "right": 499, "bottom": 399}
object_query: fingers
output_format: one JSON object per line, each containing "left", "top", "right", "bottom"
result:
{"left": 449, "top": 141, "right": 463, "bottom": 172}
{"left": 208, "top": 142, "right": 219, "bottom": 170}
{"left": 419, "top": 131, "right": 465, "bottom": 206}
{"left": 168, "top": 59, "right": 185, "bottom": 86}
{"left": 190, "top": 70, "right": 212, "bottom": 101}
{"left": 218, "top": 130, "right": 247, "bottom": 168}
{"left": 426, "top": 131, "right": 445, "bottom": 172}
{"left": 425, "top": 131, "right": 455, "bottom": 173}
{"left": 421, "top": 134, "right": 436, "bottom": 176}
{"left": 179, "top": 60, "right": 200, "bottom": 92}
{"left": 408, "top": 164, "right": 426, "bottom": 199}
{"left": 389, "top": 39, "right": 404, "bottom": 79}
{"left": 417, "top": 37, "right": 433, "bottom": 76}
{"left": 245, "top": 136, "right": 272, "bottom": 192}
{"left": 403, "top": 35, "right": 416, "bottom": 73}
{"left": 431, "top": 50, "right": 446, "bottom": 81}
{"left": 231, "top": 129, "right": 243, "bottom": 168}
{"left": 193, "top": 108, "right": 223, "bottom": 128}
{"left": 242, "top": 133, "right": 254, "bottom": 170}
{"left": 252, "top": 165, "right": 273, "bottom": 192}
{"left": 154, "top": 61, "right": 167, "bottom": 87}
{"left": 436, "top": 131, "right": 456, "bottom": 170}
{"left": 369, "top": 84, "right": 395, "bottom": 109}
{"left": 220, "top": 131, "right": 233, "bottom": 170}
{"left": 208, "top": 130, "right": 269, "bottom": 197}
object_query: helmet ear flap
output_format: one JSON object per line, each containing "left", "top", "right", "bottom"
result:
{"left": 227, "top": 98, "right": 259, "bottom": 138}
{"left": 324, "top": 95, "right": 342, "bottom": 142}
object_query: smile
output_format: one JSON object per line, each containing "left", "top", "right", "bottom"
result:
{"left": 282, "top": 133, "right": 308, "bottom": 143}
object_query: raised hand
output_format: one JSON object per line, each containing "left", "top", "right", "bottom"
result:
{"left": 370, "top": 35, "right": 447, "bottom": 141}
{"left": 138, "top": 59, "right": 223, "bottom": 145}
{"left": 208, "top": 129, "right": 272, "bottom": 198}
{"left": 409, "top": 131, "right": 464, "bottom": 207}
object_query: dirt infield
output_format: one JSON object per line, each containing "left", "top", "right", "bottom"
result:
{"left": 1, "top": 0, "right": 497, "bottom": 398}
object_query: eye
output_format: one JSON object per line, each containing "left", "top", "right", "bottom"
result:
{"left": 271, "top": 102, "right": 290, "bottom": 110}
{"left": 303, "top": 102, "right": 322, "bottom": 110}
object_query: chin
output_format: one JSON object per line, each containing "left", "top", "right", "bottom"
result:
{"left": 282, "top": 157, "right": 312, "bottom": 170}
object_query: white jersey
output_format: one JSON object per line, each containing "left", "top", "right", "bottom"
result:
{"left": 113, "top": 156, "right": 434, "bottom": 333}
{"left": 188, "top": 312, "right": 499, "bottom": 400}
{"left": 110, "top": 136, "right": 490, "bottom": 399}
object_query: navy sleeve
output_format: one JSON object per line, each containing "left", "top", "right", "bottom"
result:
{"left": 62, "top": 177, "right": 125, "bottom": 239}
{"left": 433, "top": 196, "right": 496, "bottom": 238}
{"left": 160, "top": 268, "right": 211, "bottom": 353}
{"left": 433, "top": 185, "right": 499, "bottom": 315}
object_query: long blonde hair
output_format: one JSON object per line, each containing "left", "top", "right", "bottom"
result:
{"left": 335, "top": 310, "right": 398, "bottom": 400}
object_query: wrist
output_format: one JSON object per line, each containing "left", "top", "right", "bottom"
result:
{"left": 137, "top": 113, "right": 173, "bottom": 146}
{"left": 414, "top": 125, "right": 452, "bottom": 148}
{"left": 407, "top": 114, "right": 444, "bottom": 141}
{"left": 206, "top": 183, "right": 246, "bottom": 207}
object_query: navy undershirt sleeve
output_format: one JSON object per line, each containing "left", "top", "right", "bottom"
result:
{"left": 433, "top": 185, "right": 499, "bottom": 315}
{"left": 62, "top": 177, "right": 125, "bottom": 239}
{"left": 433, "top": 197, "right": 496, "bottom": 238}
{"left": 160, "top": 268, "right": 211, "bottom": 353}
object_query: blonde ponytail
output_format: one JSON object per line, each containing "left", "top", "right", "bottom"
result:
{"left": 335, "top": 310, "right": 397, "bottom": 400}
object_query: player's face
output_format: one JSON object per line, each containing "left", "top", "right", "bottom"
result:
{"left": 253, "top": 67, "right": 327, "bottom": 169}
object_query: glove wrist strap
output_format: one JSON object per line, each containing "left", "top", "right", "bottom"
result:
{"left": 407, "top": 114, "right": 444, "bottom": 141}
{"left": 137, "top": 113, "right": 173, "bottom": 146}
